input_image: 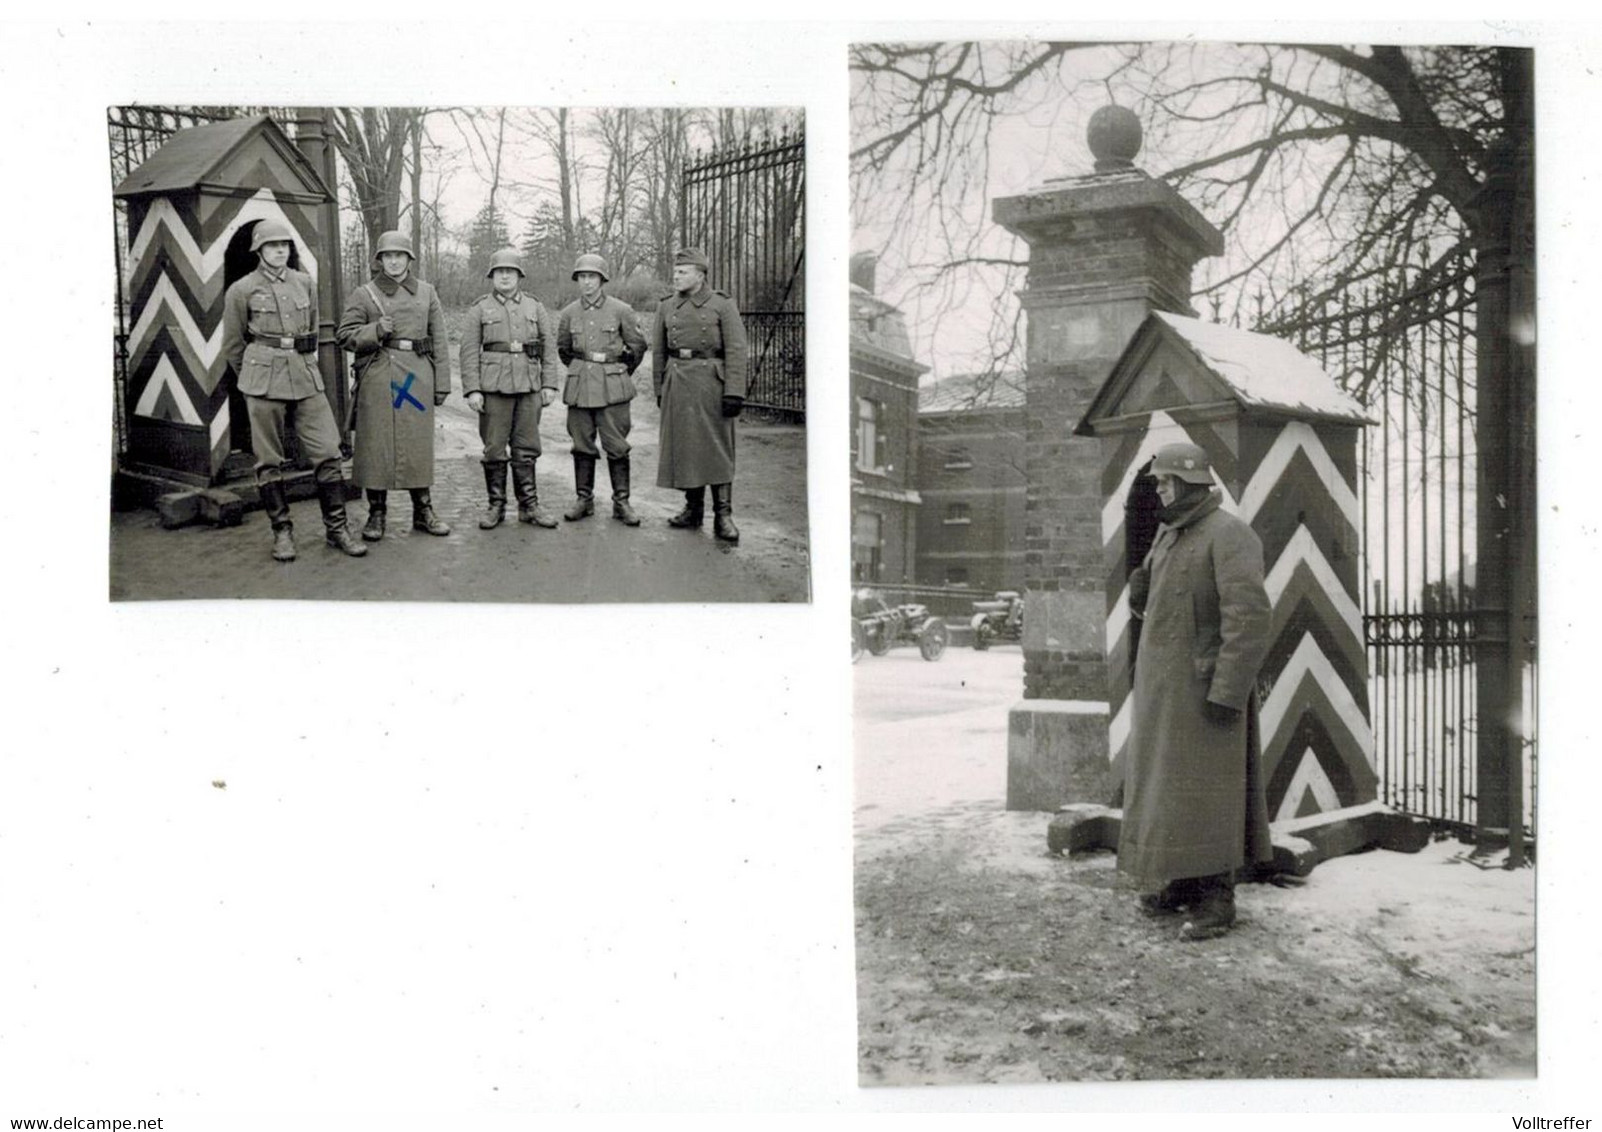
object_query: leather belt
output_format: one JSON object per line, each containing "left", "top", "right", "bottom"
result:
{"left": 251, "top": 332, "right": 318, "bottom": 354}
{"left": 671, "top": 348, "right": 722, "bottom": 360}
{"left": 386, "top": 336, "right": 432, "bottom": 353}
{"left": 482, "top": 341, "right": 540, "bottom": 357}
{"left": 582, "top": 351, "right": 620, "bottom": 363}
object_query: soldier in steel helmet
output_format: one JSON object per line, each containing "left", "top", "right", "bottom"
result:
{"left": 336, "top": 230, "right": 453, "bottom": 540}
{"left": 220, "top": 219, "right": 365, "bottom": 561}
{"left": 556, "top": 253, "right": 648, "bottom": 525}
{"left": 460, "top": 248, "right": 561, "bottom": 529}
{"left": 651, "top": 247, "right": 749, "bottom": 543}
{"left": 1122, "top": 440, "right": 1273, "bottom": 941}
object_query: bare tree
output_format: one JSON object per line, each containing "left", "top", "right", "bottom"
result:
{"left": 329, "top": 108, "right": 420, "bottom": 254}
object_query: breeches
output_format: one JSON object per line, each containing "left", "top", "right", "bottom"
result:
{"left": 479, "top": 392, "right": 543, "bottom": 462}
{"left": 566, "top": 402, "right": 632, "bottom": 459}
{"left": 246, "top": 392, "right": 343, "bottom": 478}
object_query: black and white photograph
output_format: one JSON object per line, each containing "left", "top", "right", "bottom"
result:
{"left": 851, "top": 39, "right": 1539, "bottom": 1083}
{"left": 106, "top": 104, "right": 808, "bottom": 602}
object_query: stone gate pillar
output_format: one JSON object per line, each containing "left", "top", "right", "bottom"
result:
{"left": 995, "top": 106, "right": 1223, "bottom": 810}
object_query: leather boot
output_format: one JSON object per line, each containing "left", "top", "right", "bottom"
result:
{"left": 480, "top": 462, "right": 507, "bottom": 529}
{"left": 608, "top": 457, "right": 640, "bottom": 526}
{"left": 259, "top": 478, "right": 296, "bottom": 562}
{"left": 514, "top": 457, "right": 558, "bottom": 528}
{"left": 1178, "top": 876, "right": 1237, "bottom": 942}
{"left": 711, "top": 482, "right": 740, "bottom": 544}
{"left": 410, "top": 488, "right": 451, "bottom": 536}
{"left": 362, "top": 489, "right": 387, "bottom": 541}
{"left": 667, "top": 486, "right": 705, "bottom": 529}
{"left": 317, "top": 478, "right": 367, "bottom": 557}
{"left": 564, "top": 454, "right": 596, "bottom": 521}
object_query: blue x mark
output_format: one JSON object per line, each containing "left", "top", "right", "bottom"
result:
{"left": 391, "top": 372, "right": 426, "bottom": 411}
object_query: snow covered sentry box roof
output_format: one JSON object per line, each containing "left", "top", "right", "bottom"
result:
{"left": 1076, "top": 310, "right": 1378, "bottom": 825}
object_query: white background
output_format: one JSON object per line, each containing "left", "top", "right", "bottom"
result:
{"left": 1, "top": 13, "right": 1598, "bottom": 1126}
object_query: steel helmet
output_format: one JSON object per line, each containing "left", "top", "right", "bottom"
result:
{"left": 1149, "top": 441, "right": 1214, "bottom": 485}
{"left": 250, "top": 219, "right": 296, "bottom": 254}
{"left": 571, "top": 253, "right": 610, "bottom": 282}
{"left": 373, "top": 230, "right": 415, "bottom": 261}
{"left": 486, "top": 248, "right": 526, "bottom": 278}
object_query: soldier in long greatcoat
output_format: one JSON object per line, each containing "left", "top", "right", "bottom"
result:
{"left": 651, "top": 247, "right": 749, "bottom": 544}
{"left": 219, "top": 219, "right": 365, "bottom": 562}
{"left": 460, "top": 248, "right": 561, "bottom": 529}
{"left": 336, "top": 230, "right": 452, "bottom": 540}
{"left": 557, "top": 253, "right": 648, "bottom": 526}
{"left": 1121, "top": 441, "right": 1273, "bottom": 941}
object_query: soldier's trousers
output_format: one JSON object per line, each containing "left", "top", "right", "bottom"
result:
{"left": 245, "top": 393, "right": 343, "bottom": 481}
{"left": 479, "top": 391, "right": 543, "bottom": 463}
{"left": 566, "top": 402, "right": 632, "bottom": 460}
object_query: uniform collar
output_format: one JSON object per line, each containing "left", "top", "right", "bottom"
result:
{"left": 493, "top": 289, "right": 523, "bottom": 305}
{"left": 373, "top": 270, "right": 418, "bottom": 296}
{"left": 257, "top": 264, "right": 289, "bottom": 283}
{"left": 581, "top": 291, "right": 607, "bottom": 310}
{"left": 1158, "top": 488, "right": 1222, "bottom": 533}
{"left": 674, "top": 282, "right": 713, "bottom": 308}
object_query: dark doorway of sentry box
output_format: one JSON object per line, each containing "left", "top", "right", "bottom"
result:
{"left": 1123, "top": 459, "right": 1163, "bottom": 669}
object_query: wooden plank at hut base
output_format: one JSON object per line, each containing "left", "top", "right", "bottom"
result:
{"left": 156, "top": 491, "right": 201, "bottom": 529}
{"left": 198, "top": 488, "right": 243, "bottom": 527}
{"left": 1047, "top": 803, "right": 1121, "bottom": 854}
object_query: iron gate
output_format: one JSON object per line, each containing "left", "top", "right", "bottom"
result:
{"left": 680, "top": 129, "right": 805, "bottom": 418}
{"left": 1249, "top": 248, "right": 1536, "bottom": 843}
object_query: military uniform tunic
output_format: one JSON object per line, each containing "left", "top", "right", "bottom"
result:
{"left": 651, "top": 284, "right": 748, "bottom": 488}
{"left": 336, "top": 272, "right": 450, "bottom": 491}
{"left": 460, "top": 290, "right": 560, "bottom": 462}
{"left": 557, "top": 292, "right": 647, "bottom": 459}
{"left": 220, "top": 264, "right": 342, "bottom": 473}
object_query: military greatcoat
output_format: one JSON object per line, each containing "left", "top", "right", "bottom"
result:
{"left": 1118, "top": 490, "right": 1275, "bottom": 889}
{"left": 336, "top": 272, "right": 450, "bottom": 491}
{"left": 651, "top": 284, "right": 748, "bottom": 489}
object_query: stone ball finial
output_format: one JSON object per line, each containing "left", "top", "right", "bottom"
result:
{"left": 1087, "top": 104, "right": 1142, "bottom": 172}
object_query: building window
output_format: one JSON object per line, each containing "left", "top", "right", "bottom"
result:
{"left": 852, "top": 509, "right": 883, "bottom": 582}
{"left": 943, "top": 502, "right": 971, "bottom": 526}
{"left": 945, "top": 567, "right": 970, "bottom": 586}
{"left": 943, "top": 447, "right": 974, "bottom": 471}
{"left": 856, "top": 397, "right": 888, "bottom": 473}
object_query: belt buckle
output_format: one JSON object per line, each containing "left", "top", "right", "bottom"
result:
{"left": 278, "top": 337, "right": 294, "bottom": 349}
{"left": 395, "top": 338, "right": 413, "bottom": 350}
{"left": 590, "top": 352, "right": 607, "bottom": 363}
{"left": 509, "top": 340, "right": 523, "bottom": 351}
{"left": 677, "top": 348, "right": 693, "bottom": 359}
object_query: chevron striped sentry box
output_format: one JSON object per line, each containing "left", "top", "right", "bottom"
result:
{"left": 1076, "top": 311, "right": 1379, "bottom": 826}
{"left": 113, "top": 116, "right": 333, "bottom": 484}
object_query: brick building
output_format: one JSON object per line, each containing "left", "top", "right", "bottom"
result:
{"left": 915, "top": 372, "right": 1027, "bottom": 592}
{"left": 850, "top": 254, "right": 926, "bottom": 583}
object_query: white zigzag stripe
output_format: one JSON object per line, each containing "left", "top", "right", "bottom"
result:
{"left": 1108, "top": 696, "right": 1131, "bottom": 763}
{"left": 128, "top": 190, "right": 319, "bottom": 288}
{"left": 1274, "top": 747, "right": 1343, "bottom": 822}
{"left": 129, "top": 276, "right": 223, "bottom": 370}
{"left": 1238, "top": 421, "right": 1358, "bottom": 527}
{"left": 210, "top": 401, "right": 230, "bottom": 447}
{"left": 133, "top": 355, "right": 201, "bottom": 424}
{"left": 1265, "top": 525, "right": 1363, "bottom": 643}
{"left": 1260, "top": 633, "right": 1374, "bottom": 767}
{"left": 1106, "top": 581, "right": 1131, "bottom": 656}
{"left": 1101, "top": 410, "right": 1238, "bottom": 543}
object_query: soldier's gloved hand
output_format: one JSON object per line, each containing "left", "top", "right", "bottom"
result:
{"left": 1127, "top": 565, "right": 1150, "bottom": 617}
{"left": 434, "top": 391, "right": 449, "bottom": 407}
{"left": 722, "top": 395, "right": 745, "bottom": 419}
{"left": 466, "top": 392, "right": 485, "bottom": 415}
{"left": 378, "top": 315, "right": 395, "bottom": 337}
{"left": 540, "top": 388, "right": 556, "bottom": 407}
{"left": 1203, "top": 700, "right": 1241, "bottom": 726}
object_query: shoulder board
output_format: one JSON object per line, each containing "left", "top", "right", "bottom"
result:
{"left": 714, "top": 289, "right": 731, "bottom": 299}
{"left": 473, "top": 293, "right": 493, "bottom": 305}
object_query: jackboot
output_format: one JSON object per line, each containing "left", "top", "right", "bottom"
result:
{"left": 667, "top": 486, "right": 705, "bottom": 529}
{"left": 1138, "top": 878, "right": 1199, "bottom": 918}
{"left": 513, "top": 457, "right": 558, "bottom": 528}
{"left": 317, "top": 479, "right": 367, "bottom": 557}
{"left": 259, "top": 478, "right": 296, "bottom": 562}
{"left": 608, "top": 457, "right": 640, "bottom": 526}
{"left": 564, "top": 454, "right": 596, "bottom": 521}
{"left": 480, "top": 462, "right": 508, "bottom": 529}
{"left": 362, "top": 489, "right": 387, "bottom": 541}
{"left": 711, "top": 482, "right": 740, "bottom": 545}
{"left": 410, "top": 488, "right": 451, "bottom": 536}
{"left": 1178, "top": 876, "right": 1237, "bottom": 942}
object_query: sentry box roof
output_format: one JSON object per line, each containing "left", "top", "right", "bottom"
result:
{"left": 113, "top": 114, "right": 330, "bottom": 203}
{"left": 1075, "top": 311, "right": 1374, "bottom": 436}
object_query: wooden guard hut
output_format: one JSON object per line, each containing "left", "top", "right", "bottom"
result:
{"left": 113, "top": 116, "right": 334, "bottom": 485}
{"left": 1076, "top": 311, "right": 1377, "bottom": 825}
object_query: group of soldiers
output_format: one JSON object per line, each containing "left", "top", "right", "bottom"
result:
{"left": 221, "top": 225, "right": 749, "bottom": 563}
